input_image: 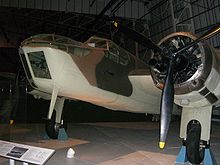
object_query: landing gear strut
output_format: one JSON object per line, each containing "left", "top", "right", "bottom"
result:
{"left": 45, "top": 87, "right": 68, "bottom": 140}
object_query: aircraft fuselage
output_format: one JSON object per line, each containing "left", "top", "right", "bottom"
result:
{"left": 19, "top": 34, "right": 163, "bottom": 114}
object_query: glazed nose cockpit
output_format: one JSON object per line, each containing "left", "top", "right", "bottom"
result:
{"left": 19, "top": 48, "right": 52, "bottom": 89}
{"left": 19, "top": 34, "right": 90, "bottom": 89}
{"left": 24, "top": 51, "right": 51, "bottom": 79}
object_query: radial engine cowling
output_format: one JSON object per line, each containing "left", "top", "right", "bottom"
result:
{"left": 150, "top": 32, "right": 220, "bottom": 108}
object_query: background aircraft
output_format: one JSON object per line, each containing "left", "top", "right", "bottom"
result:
{"left": 19, "top": 22, "right": 220, "bottom": 164}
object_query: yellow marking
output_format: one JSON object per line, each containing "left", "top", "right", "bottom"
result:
{"left": 159, "top": 142, "right": 165, "bottom": 149}
{"left": 113, "top": 21, "right": 118, "bottom": 27}
{"left": 10, "top": 120, "right": 14, "bottom": 125}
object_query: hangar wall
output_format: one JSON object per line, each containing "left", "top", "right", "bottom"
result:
{"left": 147, "top": 0, "right": 220, "bottom": 48}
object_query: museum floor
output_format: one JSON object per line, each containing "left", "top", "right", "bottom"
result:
{"left": 0, "top": 121, "right": 219, "bottom": 165}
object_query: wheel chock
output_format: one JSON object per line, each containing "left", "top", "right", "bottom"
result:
{"left": 203, "top": 148, "right": 217, "bottom": 165}
{"left": 42, "top": 132, "right": 50, "bottom": 140}
{"left": 175, "top": 146, "right": 218, "bottom": 165}
{"left": 58, "top": 128, "right": 68, "bottom": 141}
{"left": 175, "top": 146, "right": 188, "bottom": 164}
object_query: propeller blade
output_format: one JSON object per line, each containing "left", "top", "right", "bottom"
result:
{"left": 197, "top": 23, "right": 220, "bottom": 41}
{"left": 159, "top": 57, "right": 174, "bottom": 149}
{"left": 112, "top": 21, "right": 162, "bottom": 53}
{"left": 174, "top": 23, "right": 220, "bottom": 56}
{"left": 159, "top": 24, "right": 220, "bottom": 149}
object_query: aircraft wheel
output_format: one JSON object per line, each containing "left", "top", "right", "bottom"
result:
{"left": 186, "top": 120, "right": 205, "bottom": 164}
{"left": 45, "top": 111, "right": 67, "bottom": 139}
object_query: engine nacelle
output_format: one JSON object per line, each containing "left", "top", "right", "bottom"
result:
{"left": 150, "top": 32, "right": 220, "bottom": 107}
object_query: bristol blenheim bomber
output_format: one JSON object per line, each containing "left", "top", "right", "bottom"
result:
{"left": 19, "top": 22, "right": 220, "bottom": 164}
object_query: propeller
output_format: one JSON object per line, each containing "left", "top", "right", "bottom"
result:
{"left": 159, "top": 23, "right": 220, "bottom": 149}
{"left": 111, "top": 21, "right": 220, "bottom": 149}
{"left": 111, "top": 21, "right": 162, "bottom": 53}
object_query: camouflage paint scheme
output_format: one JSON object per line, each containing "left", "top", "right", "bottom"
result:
{"left": 21, "top": 34, "right": 151, "bottom": 97}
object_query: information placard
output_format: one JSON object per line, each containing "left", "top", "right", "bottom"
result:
{"left": 0, "top": 140, "right": 55, "bottom": 165}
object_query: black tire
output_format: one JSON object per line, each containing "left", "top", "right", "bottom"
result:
{"left": 186, "top": 120, "right": 205, "bottom": 164}
{"left": 45, "top": 111, "right": 59, "bottom": 139}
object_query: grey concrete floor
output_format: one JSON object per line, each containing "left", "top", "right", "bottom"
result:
{"left": 0, "top": 121, "right": 219, "bottom": 165}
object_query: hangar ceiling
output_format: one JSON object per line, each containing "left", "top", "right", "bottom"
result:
{"left": 0, "top": 7, "right": 116, "bottom": 45}
{"left": 0, "top": 0, "right": 220, "bottom": 62}
{"left": 0, "top": 0, "right": 151, "bottom": 53}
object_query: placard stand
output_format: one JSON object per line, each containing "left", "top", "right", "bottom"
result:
{"left": 9, "top": 159, "right": 28, "bottom": 165}
{"left": 0, "top": 140, "right": 55, "bottom": 165}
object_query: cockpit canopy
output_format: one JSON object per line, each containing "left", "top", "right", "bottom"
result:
{"left": 85, "top": 36, "right": 131, "bottom": 66}
{"left": 21, "top": 34, "right": 82, "bottom": 46}
{"left": 21, "top": 34, "right": 91, "bottom": 57}
{"left": 21, "top": 34, "right": 132, "bottom": 66}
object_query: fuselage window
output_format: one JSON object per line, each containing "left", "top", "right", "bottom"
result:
{"left": 119, "top": 56, "right": 129, "bottom": 66}
{"left": 106, "top": 42, "right": 130, "bottom": 66}
{"left": 108, "top": 52, "right": 119, "bottom": 63}
{"left": 94, "top": 40, "right": 107, "bottom": 49}
{"left": 68, "top": 46, "right": 91, "bottom": 57}
{"left": 119, "top": 48, "right": 130, "bottom": 66}
{"left": 53, "top": 43, "right": 67, "bottom": 51}
{"left": 86, "top": 38, "right": 108, "bottom": 50}
{"left": 27, "top": 51, "right": 51, "bottom": 79}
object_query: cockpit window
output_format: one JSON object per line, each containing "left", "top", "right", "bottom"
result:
{"left": 68, "top": 46, "right": 90, "bottom": 57}
{"left": 54, "top": 37, "right": 68, "bottom": 43}
{"left": 27, "top": 51, "right": 51, "bottom": 79}
{"left": 22, "top": 34, "right": 91, "bottom": 57}
{"left": 29, "top": 34, "right": 82, "bottom": 46}
{"left": 85, "top": 37, "right": 108, "bottom": 50}
{"left": 105, "top": 41, "right": 130, "bottom": 66}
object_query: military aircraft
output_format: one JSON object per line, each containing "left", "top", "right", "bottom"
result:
{"left": 18, "top": 33, "right": 169, "bottom": 136}
{"left": 19, "top": 22, "right": 220, "bottom": 164}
